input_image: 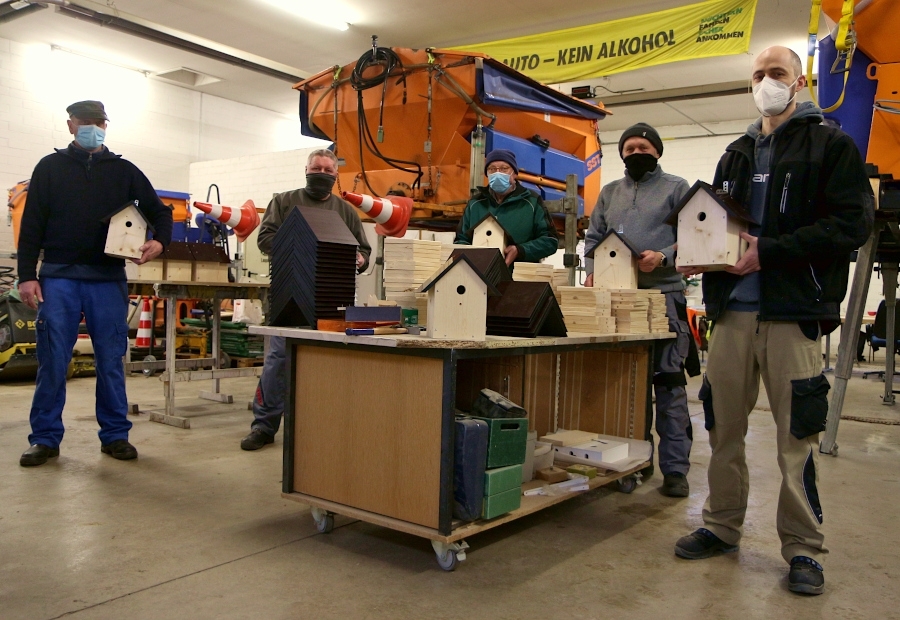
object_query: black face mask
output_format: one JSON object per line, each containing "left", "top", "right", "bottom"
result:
{"left": 305, "top": 173, "right": 336, "bottom": 200}
{"left": 623, "top": 153, "right": 658, "bottom": 182}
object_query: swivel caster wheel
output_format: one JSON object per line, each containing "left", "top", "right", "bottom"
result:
{"left": 142, "top": 355, "right": 157, "bottom": 377}
{"left": 431, "top": 540, "right": 469, "bottom": 572}
{"left": 616, "top": 474, "right": 638, "bottom": 494}
{"left": 311, "top": 507, "right": 334, "bottom": 534}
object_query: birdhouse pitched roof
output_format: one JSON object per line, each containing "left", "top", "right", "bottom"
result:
{"left": 664, "top": 181, "right": 758, "bottom": 227}
{"left": 189, "top": 243, "right": 230, "bottom": 263}
{"left": 418, "top": 254, "right": 502, "bottom": 295}
{"left": 102, "top": 200, "right": 155, "bottom": 232}
{"left": 468, "top": 213, "right": 514, "bottom": 242}
{"left": 584, "top": 229, "right": 642, "bottom": 259}
{"left": 162, "top": 241, "right": 194, "bottom": 261}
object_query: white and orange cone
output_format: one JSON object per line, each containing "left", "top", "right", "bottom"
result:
{"left": 136, "top": 298, "right": 153, "bottom": 348}
{"left": 192, "top": 199, "right": 260, "bottom": 242}
{"left": 342, "top": 192, "right": 412, "bottom": 238}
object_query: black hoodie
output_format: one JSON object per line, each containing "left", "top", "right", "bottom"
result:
{"left": 17, "top": 143, "right": 173, "bottom": 282}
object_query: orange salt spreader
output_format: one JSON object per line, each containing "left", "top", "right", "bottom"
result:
{"left": 293, "top": 45, "right": 610, "bottom": 221}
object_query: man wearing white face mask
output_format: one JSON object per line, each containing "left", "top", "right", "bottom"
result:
{"left": 673, "top": 47, "right": 873, "bottom": 596}
{"left": 17, "top": 100, "right": 173, "bottom": 466}
{"left": 455, "top": 149, "right": 558, "bottom": 266}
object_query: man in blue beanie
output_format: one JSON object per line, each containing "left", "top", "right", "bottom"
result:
{"left": 455, "top": 149, "right": 558, "bottom": 265}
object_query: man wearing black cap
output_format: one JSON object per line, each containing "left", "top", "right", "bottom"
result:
{"left": 455, "top": 149, "right": 558, "bottom": 265}
{"left": 16, "top": 100, "right": 173, "bottom": 466}
{"left": 584, "top": 122, "right": 697, "bottom": 498}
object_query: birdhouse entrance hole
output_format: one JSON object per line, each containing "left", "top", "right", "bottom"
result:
{"left": 126, "top": 221, "right": 133, "bottom": 227}
{"left": 697, "top": 212, "right": 707, "bottom": 222}
{"left": 457, "top": 285, "right": 466, "bottom": 295}
{"left": 609, "top": 250, "right": 617, "bottom": 258}
{"left": 485, "top": 230, "right": 492, "bottom": 236}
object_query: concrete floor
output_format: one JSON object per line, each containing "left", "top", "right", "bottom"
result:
{"left": 1, "top": 360, "right": 899, "bottom": 620}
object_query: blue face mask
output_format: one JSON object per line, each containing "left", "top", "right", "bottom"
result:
{"left": 75, "top": 124, "right": 105, "bottom": 150}
{"left": 488, "top": 172, "right": 512, "bottom": 193}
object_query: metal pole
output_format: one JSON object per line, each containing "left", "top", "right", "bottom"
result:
{"left": 165, "top": 295, "right": 177, "bottom": 417}
{"left": 820, "top": 224, "right": 878, "bottom": 455}
{"left": 564, "top": 174, "right": 578, "bottom": 286}
{"left": 881, "top": 262, "right": 898, "bottom": 405}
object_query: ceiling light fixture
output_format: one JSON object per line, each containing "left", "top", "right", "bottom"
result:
{"left": 50, "top": 44, "right": 151, "bottom": 76}
{"left": 258, "top": 0, "right": 352, "bottom": 31}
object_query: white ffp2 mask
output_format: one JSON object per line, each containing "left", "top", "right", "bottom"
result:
{"left": 752, "top": 76, "right": 798, "bottom": 117}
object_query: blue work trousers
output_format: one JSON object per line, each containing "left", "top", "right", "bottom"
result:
{"left": 28, "top": 278, "right": 131, "bottom": 448}
{"left": 250, "top": 335, "right": 285, "bottom": 436}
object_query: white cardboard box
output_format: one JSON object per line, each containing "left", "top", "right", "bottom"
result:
{"left": 553, "top": 437, "right": 630, "bottom": 466}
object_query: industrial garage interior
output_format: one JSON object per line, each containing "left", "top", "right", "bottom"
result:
{"left": 1, "top": 0, "right": 898, "bottom": 618}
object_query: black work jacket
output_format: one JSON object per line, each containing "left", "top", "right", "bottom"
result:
{"left": 702, "top": 116, "right": 873, "bottom": 323}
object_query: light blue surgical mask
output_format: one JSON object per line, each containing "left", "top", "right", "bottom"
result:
{"left": 76, "top": 124, "right": 105, "bottom": 150}
{"left": 488, "top": 172, "right": 512, "bottom": 193}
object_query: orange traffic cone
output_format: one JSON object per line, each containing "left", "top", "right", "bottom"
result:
{"left": 136, "top": 298, "right": 153, "bottom": 348}
{"left": 342, "top": 192, "right": 412, "bottom": 238}
{"left": 192, "top": 200, "right": 260, "bottom": 243}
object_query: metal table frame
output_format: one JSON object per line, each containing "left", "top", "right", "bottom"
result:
{"left": 127, "top": 281, "right": 268, "bottom": 428}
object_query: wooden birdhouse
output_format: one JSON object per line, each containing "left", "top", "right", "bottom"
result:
{"left": 665, "top": 181, "right": 758, "bottom": 271}
{"left": 189, "top": 243, "right": 230, "bottom": 283}
{"left": 104, "top": 200, "right": 151, "bottom": 260}
{"left": 418, "top": 254, "right": 500, "bottom": 341}
{"left": 585, "top": 230, "right": 641, "bottom": 290}
{"left": 162, "top": 241, "right": 194, "bottom": 282}
{"left": 470, "top": 213, "right": 513, "bottom": 254}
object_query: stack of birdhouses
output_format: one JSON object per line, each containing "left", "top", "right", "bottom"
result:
{"left": 610, "top": 289, "right": 651, "bottom": 334}
{"left": 383, "top": 238, "right": 443, "bottom": 307}
{"left": 512, "top": 262, "right": 554, "bottom": 283}
{"left": 557, "top": 286, "right": 615, "bottom": 334}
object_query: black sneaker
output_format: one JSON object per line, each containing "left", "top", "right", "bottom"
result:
{"left": 20, "top": 444, "right": 60, "bottom": 467}
{"left": 789, "top": 556, "right": 825, "bottom": 595}
{"left": 675, "top": 528, "right": 739, "bottom": 559}
{"left": 662, "top": 473, "right": 689, "bottom": 497}
{"left": 101, "top": 439, "right": 138, "bottom": 460}
{"left": 241, "top": 429, "right": 274, "bottom": 451}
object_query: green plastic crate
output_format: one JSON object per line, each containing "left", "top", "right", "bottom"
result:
{"left": 472, "top": 416, "right": 528, "bottom": 468}
{"left": 483, "top": 464, "right": 522, "bottom": 496}
{"left": 482, "top": 486, "right": 522, "bottom": 520}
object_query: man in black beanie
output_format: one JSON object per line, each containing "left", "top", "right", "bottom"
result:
{"left": 584, "top": 122, "right": 698, "bottom": 498}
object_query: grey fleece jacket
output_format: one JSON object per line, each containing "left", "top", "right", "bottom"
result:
{"left": 584, "top": 165, "right": 690, "bottom": 292}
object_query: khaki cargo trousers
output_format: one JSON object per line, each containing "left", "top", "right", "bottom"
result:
{"left": 699, "top": 310, "right": 828, "bottom": 565}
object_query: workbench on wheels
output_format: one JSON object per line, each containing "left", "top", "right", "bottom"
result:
{"left": 250, "top": 325, "right": 671, "bottom": 570}
{"left": 127, "top": 281, "right": 268, "bottom": 428}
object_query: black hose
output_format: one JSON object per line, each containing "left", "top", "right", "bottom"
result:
{"left": 350, "top": 46, "right": 423, "bottom": 195}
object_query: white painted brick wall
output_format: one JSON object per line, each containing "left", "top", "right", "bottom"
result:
{"left": 0, "top": 35, "right": 325, "bottom": 273}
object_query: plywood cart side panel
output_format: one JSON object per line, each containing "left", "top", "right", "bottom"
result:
{"left": 293, "top": 346, "right": 444, "bottom": 529}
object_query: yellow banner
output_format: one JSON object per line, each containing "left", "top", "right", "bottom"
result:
{"left": 450, "top": 0, "right": 757, "bottom": 83}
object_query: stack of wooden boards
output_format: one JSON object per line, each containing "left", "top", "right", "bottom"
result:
{"left": 556, "top": 286, "right": 615, "bottom": 334}
{"left": 551, "top": 269, "right": 569, "bottom": 304}
{"left": 646, "top": 290, "right": 670, "bottom": 333}
{"left": 512, "top": 262, "right": 553, "bottom": 283}
{"left": 268, "top": 206, "right": 358, "bottom": 326}
{"left": 610, "top": 289, "right": 651, "bottom": 334}
{"left": 383, "top": 238, "right": 442, "bottom": 308}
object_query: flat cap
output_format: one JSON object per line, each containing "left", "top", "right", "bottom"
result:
{"left": 66, "top": 100, "right": 108, "bottom": 121}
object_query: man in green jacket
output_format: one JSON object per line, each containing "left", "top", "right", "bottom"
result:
{"left": 455, "top": 149, "right": 558, "bottom": 265}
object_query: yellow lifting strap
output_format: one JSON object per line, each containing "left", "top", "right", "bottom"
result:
{"left": 807, "top": 0, "right": 856, "bottom": 113}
